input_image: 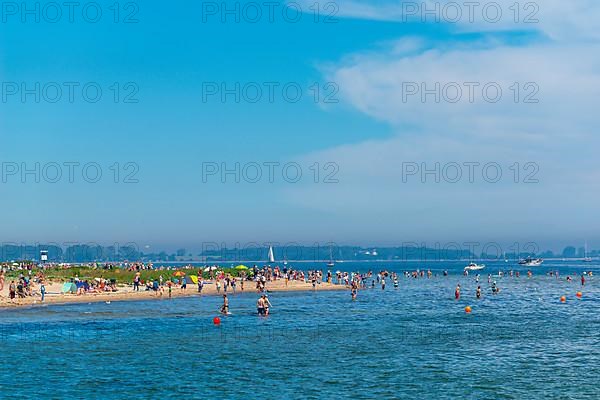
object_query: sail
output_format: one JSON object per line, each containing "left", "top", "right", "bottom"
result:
{"left": 268, "top": 246, "right": 275, "bottom": 263}
{"left": 327, "top": 245, "right": 335, "bottom": 266}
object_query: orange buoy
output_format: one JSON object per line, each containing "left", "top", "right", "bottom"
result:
{"left": 213, "top": 316, "right": 221, "bottom": 325}
{"left": 576, "top": 292, "right": 582, "bottom": 298}
{"left": 560, "top": 296, "right": 566, "bottom": 303}
{"left": 465, "top": 306, "right": 472, "bottom": 313}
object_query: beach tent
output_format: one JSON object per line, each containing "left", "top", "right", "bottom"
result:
{"left": 61, "top": 282, "right": 77, "bottom": 294}
{"left": 235, "top": 265, "right": 248, "bottom": 270}
{"left": 75, "top": 281, "right": 90, "bottom": 290}
{"left": 183, "top": 276, "right": 196, "bottom": 285}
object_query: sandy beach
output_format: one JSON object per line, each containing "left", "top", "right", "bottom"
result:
{"left": 0, "top": 279, "right": 347, "bottom": 309}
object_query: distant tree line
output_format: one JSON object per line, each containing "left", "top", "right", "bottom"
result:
{"left": 0, "top": 244, "right": 596, "bottom": 263}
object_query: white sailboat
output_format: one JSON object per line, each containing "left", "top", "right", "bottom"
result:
{"left": 327, "top": 245, "right": 335, "bottom": 267}
{"left": 268, "top": 246, "right": 275, "bottom": 264}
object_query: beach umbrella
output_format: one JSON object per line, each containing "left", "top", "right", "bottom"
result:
{"left": 61, "top": 282, "right": 77, "bottom": 294}
{"left": 235, "top": 265, "right": 249, "bottom": 270}
{"left": 204, "top": 266, "right": 218, "bottom": 272}
{"left": 173, "top": 271, "right": 185, "bottom": 277}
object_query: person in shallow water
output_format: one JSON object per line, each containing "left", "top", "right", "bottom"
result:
{"left": 220, "top": 294, "right": 229, "bottom": 314}
{"left": 257, "top": 295, "right": 265, "bottom": 316}
{"left": 262, "top": 294, "right": 272, "bottom": 316}
{"left": 476, "top": 286, "right": 481, "bottom": 299}
{"left": 455, "top": 284, "right": 461, "bottom": 300}
{"left": 491, "top": 281, "right": 499, "bottom": 294}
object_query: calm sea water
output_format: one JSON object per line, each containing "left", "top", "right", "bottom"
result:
{"left": 1, "top": 260, "right": 599, "bottom": 399}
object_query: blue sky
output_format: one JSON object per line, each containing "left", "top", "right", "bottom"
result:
{"left": 1, "top": 0, "right": 598, "bottom": 251}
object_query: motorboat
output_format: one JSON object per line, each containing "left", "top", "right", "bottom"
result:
{"left": 518, "top": 257, "right": 543, "bottom": 267}
{"left": 464, "top": 262, "right": 485, "bottom": 271}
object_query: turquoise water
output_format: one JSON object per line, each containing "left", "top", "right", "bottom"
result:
{"left": 1, "top": 261, "right": 599, "bottom": 399}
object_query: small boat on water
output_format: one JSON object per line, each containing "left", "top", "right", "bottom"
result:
{"left": 464, "top": 262, "right": 485, "bottom": 271}
{"left": 518, "top": 257, "right": 543, "bottom": 267}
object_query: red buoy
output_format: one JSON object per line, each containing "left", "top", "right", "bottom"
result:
{"left": 213, "top": 317, "right": 221, "bottom": 325}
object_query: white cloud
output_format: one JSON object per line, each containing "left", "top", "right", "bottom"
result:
{"left": 295, "top": 0, "right": 600, "bottom": 41}
{"left": 283, "top": 0, "right": 600, "bottom": 242}
{"left": 327, "top": 40, "right": 600, "bottom": 140}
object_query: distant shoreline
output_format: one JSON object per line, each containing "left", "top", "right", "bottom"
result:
{"left": 0, "top": 280, "right": 347, "bottom": 310}
{"left": 112, "top": 258, "right": 596, "bottom": 264}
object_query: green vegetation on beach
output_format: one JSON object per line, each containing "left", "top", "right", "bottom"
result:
{"left": 3, "top": 265, "right": 253, "bottom": 284}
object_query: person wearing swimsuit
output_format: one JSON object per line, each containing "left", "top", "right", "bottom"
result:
{"left": 257, "top": 296, "right": 265, "bottom": 316}
{"left": 220, "top": 294, "right": 229, "bottom": 314}
{"left": 262, "top": 294, "right": 272, "bottom": 316}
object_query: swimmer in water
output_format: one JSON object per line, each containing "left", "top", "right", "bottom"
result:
{"left": 491, "top": 281, "right": 499, "bottom": 294}
{"left": 220, "top": 294, "right": 229, "bottom": 314}
{"left": 476, "top": 286, "right": 481, "bottom": 299}
{"left": 455, "top": 284, "right": 461, "bottom": 300}
{"left": 351, "top": 281, "right": 358, "bottom": 300}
